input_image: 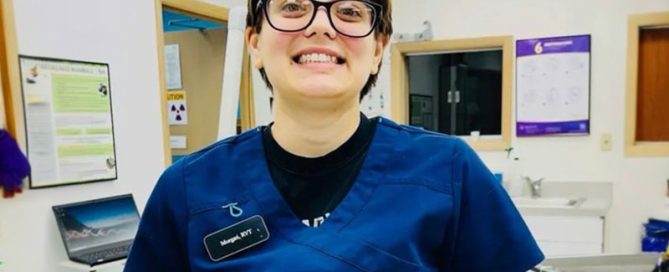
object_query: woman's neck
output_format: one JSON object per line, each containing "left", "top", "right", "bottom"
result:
{"left": 271, "top": 97, "right": 360, "bottom": 158}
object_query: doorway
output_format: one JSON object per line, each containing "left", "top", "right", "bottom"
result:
{"left": 155, "top": 0, "right": 252, "bottom": 164}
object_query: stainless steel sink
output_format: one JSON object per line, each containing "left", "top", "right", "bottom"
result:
{"left": 512, "top": 197, "right": 586, "bottom": 208}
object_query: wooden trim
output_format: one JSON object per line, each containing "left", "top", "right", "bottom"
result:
{"left": 625, "top": 11, "right": 669, "bottom": 157}
{"left": 247, "top": 56, "right": 256, "bottom": 129}
{"left": 498, "top": 36, "right": 514, "bottom": 150}
{"left": 0, "top": 64, "right": 4, "bottom": 129}
{"left": 625, "top": 142, "right": 669, "bottom": 157}
{"left": 155, "top": 0, "right": 172, "bottom": 166}
{"left": 624, "top": 14, "right": 640, "bottom": 156}
{"left": 0, "top": 0, "right": 21, "bottom": 143}
{"left": 240, "top": 51, "right": 255, "bottom": 130}
{"left": 0, "top": 2, "right": 6, "bottom": 130}
{"left": 393, "top": 36, "right": 510, "bottom": 55}
{"left": 391, "top": 36, "right": 514, "bottom": 151}
{"left": 468, "top": 139, "right": 509, "bottom": 151}
{"left": 390, "top": 44, "right": 408, "bottom": 122}
{"left": 162, "top": 0, "right": 229, "bottom": 23}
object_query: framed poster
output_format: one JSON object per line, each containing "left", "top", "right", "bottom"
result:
{"left": 19, "top": 55, "right": 117, "bottom": 188}
{"left": 409, "top": 94, "right": 433, "bottom": 130}
{"left": 516, "top": 34, "right": 591, "bottom": 136}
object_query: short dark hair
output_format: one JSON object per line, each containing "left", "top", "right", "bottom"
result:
{"left": 246, "top": 0, "right": 393, "bottom": 100}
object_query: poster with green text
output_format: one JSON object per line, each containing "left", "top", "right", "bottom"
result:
{"left": 19, "top": 56, "right": 117, "bottom": 188}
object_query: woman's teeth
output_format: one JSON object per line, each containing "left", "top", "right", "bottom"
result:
{"left": 298, "top": 53, "right": 339, "bottom": 64}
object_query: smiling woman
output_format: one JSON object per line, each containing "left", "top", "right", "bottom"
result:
{"left": 247, "top": 0, "right": 392, "bottom": 101}
{"left": 125, "top": 1, "right": 544, "bottom": 271}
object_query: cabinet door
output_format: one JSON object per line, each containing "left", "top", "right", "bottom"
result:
{"left": 536, "top": 241, "right": 602, "bottom": 257}
{"left": 637, "top": 28, "right": 669, "bottom": 141}
{"left": 522, "top": 215, "right": 604, "bottom": 256}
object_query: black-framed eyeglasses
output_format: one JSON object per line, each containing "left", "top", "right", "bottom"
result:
{"left": 255, "top": 0, "right": 382, "bottom": 38}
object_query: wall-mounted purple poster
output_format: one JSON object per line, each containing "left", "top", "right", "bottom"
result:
{"left": 516, "top": 35, "right": 590, "bottom": 137}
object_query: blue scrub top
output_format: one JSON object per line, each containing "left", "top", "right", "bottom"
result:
{"left": 125, "top": 117, "right": 544, "bottom": 271}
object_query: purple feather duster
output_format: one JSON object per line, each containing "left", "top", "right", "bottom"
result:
{"left": 0, "top": 129, "right": 30, "bottom": 198}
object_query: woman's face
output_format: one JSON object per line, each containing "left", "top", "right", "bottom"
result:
{"left": 247, "top": 0, "right": 386, "bottom": 105}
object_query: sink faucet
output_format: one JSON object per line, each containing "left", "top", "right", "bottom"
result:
{"left": 524, "top": 176, "right": 545, "bottom": 198}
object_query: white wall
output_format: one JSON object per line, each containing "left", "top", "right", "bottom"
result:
{"left": 389, "top": 0, "right": 669, "bottom": 254}
{"left": 0, "top": 0, "right": 167, "bottom": 271}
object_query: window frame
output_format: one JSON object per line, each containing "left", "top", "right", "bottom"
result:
{"left": 625, "top": 11, "right": 669, "bottom": 157}
{"left": 391, "top": 36, "right": 513, "bottom": 151}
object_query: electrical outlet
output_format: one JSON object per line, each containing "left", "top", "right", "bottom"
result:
{"left": 601, "top": 133, "right": 613, "bottom": 151}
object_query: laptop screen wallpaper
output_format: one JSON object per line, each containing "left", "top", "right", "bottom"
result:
{"left": 55, "top": 197, "right": 140, "bottom": 253}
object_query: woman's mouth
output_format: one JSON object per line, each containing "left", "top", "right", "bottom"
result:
{"left": 292, "top": 53, "right": 346, "bottom": 65}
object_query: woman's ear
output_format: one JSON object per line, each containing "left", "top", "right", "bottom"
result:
{"left": 370, "top": 35, "right": 389, "bottom": 75}
{"left": 246, "top": 27, "right": 263, "bottom": 69}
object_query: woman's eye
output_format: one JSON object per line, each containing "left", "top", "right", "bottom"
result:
{"left": 282, "top": 3, "right": 304, "bottom": 13}
{"left": 339, "top": 7, "right": 362, "bottom": 18}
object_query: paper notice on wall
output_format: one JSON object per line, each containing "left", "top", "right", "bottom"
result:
{"left": 170, "top": 135, "right": 187, "bottom": 149}
{"left": 165, "top": 44, "right": 183, "bottom": 90}
{"left": 167, "top": 91, "right": 188, "bottom": 125}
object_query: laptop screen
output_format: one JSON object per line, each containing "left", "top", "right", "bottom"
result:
{"left": 52, "top": 194, "right": 140, "bottom": 254}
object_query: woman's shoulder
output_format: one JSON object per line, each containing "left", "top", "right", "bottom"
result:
{"left": 369, "top": 117, "right": 478, "bottom": 192}
{"left": 180, "top": 127, "right": 264, "bottom": 166}
{"left": 157, "top": 127, "right": 265, "bottom": 208}
{"left": 374, "top": 116, "right": 470, "bottom": 158}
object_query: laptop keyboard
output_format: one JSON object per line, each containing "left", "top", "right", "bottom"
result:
{"left": 78, "top": 244, "right": 131, "bottom": 264}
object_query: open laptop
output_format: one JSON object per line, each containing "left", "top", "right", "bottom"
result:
{"left": 52, "top": 194, "right": 140, "bottom": 267}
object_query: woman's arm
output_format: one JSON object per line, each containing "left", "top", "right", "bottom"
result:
{"left": 124, "top": 161, "right": 190, "bottom": 271}
{"left": 443, "top": 140, "right": 544, "bottom": 271}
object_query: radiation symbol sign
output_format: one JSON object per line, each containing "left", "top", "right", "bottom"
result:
{"left": 167, "top": 91, "right": 188, "bottom": 125}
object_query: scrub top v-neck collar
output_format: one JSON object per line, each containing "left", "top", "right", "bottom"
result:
{"left": 245, "top": 118, "right": 391, "bottom": 244}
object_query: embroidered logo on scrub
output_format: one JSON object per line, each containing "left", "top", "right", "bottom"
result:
{"left": 222, "top": 202, "right": 243, "bottom": 217}
{"left": 203, "top": 215, "right": 270, "bottom": 262}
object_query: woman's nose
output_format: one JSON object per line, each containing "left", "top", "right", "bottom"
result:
{"left": 304, "top": 6, "right": 337, "bottom": 39}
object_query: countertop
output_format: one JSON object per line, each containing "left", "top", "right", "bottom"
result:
{"left": 513, "top": 181, "right": 612, "bottom": 217}
{"left": 538, "top": 253, "right": 658, "bottom": 272}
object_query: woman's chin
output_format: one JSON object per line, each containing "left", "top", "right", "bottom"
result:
{"left": 291, "top": 83, "right": 349, "bottom": 99}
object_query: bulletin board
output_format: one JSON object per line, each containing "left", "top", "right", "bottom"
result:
{"left": 516, "top": 35, "right": 591, "bottom": 136}
{"left": 164, "top": 29, "right": 227, "bottom": 156}
{"left": 19, "top": 55, "right": 117, "bottom": 188}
